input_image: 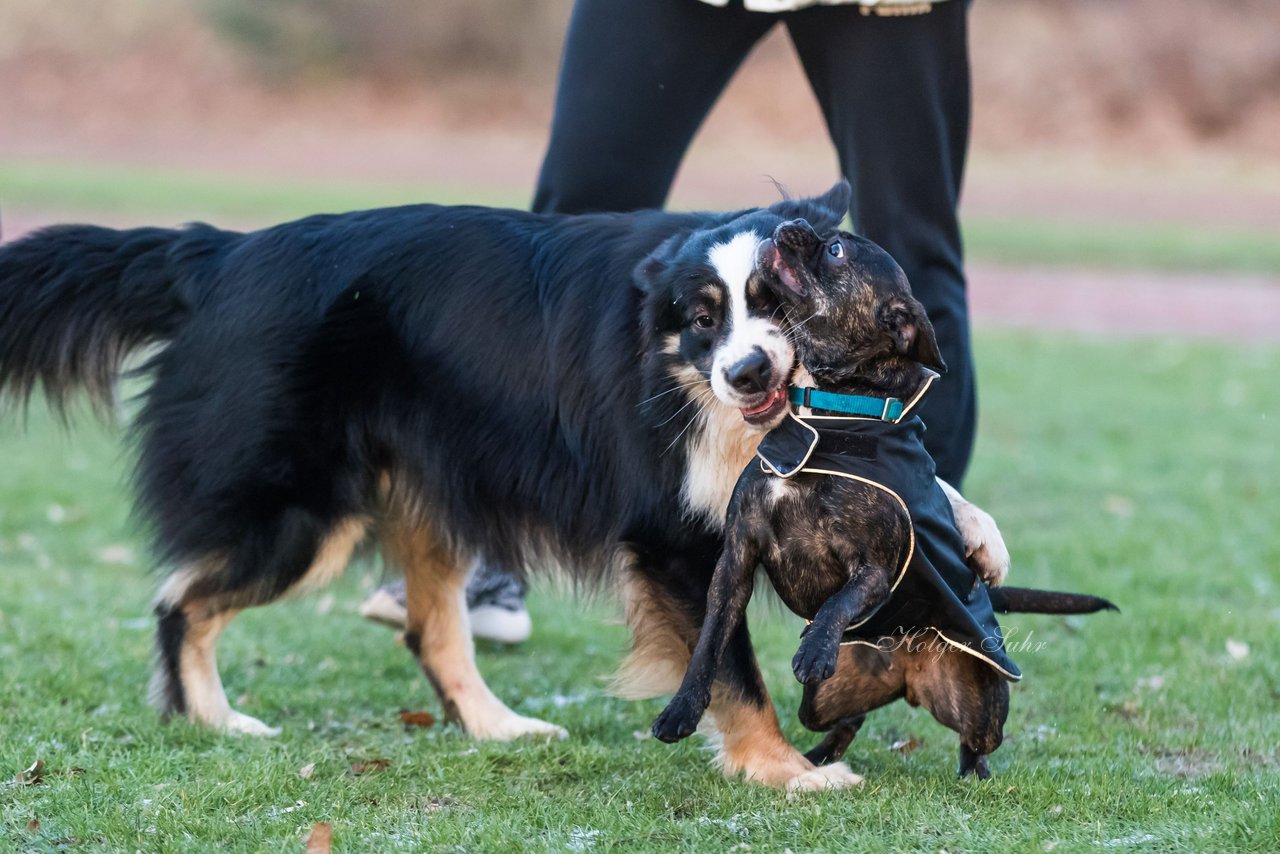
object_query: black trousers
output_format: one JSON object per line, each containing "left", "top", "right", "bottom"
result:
{"left": 533, "top": 0, "right": 975, "bottom": 487}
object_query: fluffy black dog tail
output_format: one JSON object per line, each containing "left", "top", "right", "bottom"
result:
{"left": 0, "top": 223, "right": 230, "bottom": 415}
{"left": 990, "top": 586, "right": 1118, "bottom": 615}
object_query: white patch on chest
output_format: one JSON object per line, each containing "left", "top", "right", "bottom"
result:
{"left": 767, "top": 475, "right": 795, "bottom": 507}
{"left": 665, "top": 360, "right": 764, "bottom": 527}
{"left": 682, "top": 400, "right": 763, "bottom": 528}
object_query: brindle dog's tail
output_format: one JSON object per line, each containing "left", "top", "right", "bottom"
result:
{"left": 989, "top": 586, "right": 1118, "bottom": 615}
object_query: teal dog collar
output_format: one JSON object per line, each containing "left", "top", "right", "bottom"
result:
{"left": 789, "top": 386, "right": 904, "bottom": 421}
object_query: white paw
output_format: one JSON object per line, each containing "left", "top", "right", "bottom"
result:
{"left": 785, "top": 761, "right": 865, "bottom": 794}
{"left": 220, "top": 711, "right": 282, "bottom": 737}
{"left": 473, "top": 713, "right": 568, "bottom": 742}
{"left": 953, "top": 499, "right": 1010, "bottom": 586}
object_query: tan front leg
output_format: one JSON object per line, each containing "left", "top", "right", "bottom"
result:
{"left": 616, "top": 568, "right": 861, "bottom": 790}
{"left": 386, "top": 525, "right": 566, "bottom": 742}
{"left": 705, "top": 680, "right": 863, "bottom": 793}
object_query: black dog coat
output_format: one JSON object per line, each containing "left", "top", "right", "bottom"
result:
{"left": 756, "top": 381, "right": 1022, "bottom": 682}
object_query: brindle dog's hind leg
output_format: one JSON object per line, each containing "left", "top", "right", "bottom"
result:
{"left": 804, "top": 714, "right": 866, "bottom": 766}
{"left": 798, "top": 643, "right": 904, "bottom": 765}
{"left": 384, "top": 521, "right": 566, "bottom": 742}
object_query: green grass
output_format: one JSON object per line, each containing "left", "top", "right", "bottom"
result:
{"left": 5, "top": 160, "right": 1280, "bottom": 276}
{"left": 1, "top": 333, "right": 1278, "bottom": 852}
{"left": 963, "top": 217, "right": 1280, "bottom": 277}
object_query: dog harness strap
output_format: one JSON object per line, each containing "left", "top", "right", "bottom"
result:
{"left": 789, "top": 386, "right": 903, "bottom": 421}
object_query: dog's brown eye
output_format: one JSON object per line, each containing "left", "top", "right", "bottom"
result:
{"left": 693, "top": 314, "right": 715, "bottom": 330}
{"left": 828, "top": 241, "right": 845, "bottom": 260}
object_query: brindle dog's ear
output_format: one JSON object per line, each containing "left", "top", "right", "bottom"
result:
{"left": 809, "top": 179, "right": 852, "bottom": 227}
{"left": 881, "top": 297, "right": 947, "bottom": 373}
{"left": 769, "top": 180, "right": 851, "bottom": 235}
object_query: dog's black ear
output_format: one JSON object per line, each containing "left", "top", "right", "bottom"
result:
{"left": 810, "top": 180, "right": 852, "bottom": 225}
{"left": 769, "top": 180, "right": 851, "bottom": 234}
{"left": 881, "top": 297, "right": 947, "bottom": 373}
{"left": 633, "top": 235, "right": 680, "bottom": 295}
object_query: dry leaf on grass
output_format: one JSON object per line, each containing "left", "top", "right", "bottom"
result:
{"left": 299, "top": 763, "right": 316, "bottom": 779}
{"left": 350, "top": 758, "right": 391, "bottom": 776}
{"left": 26, "top": 819, "right": 40, "bottom": 833}
{"left": 400, "top": 710, "right": 436, "bottom": 728}
{"left": 304, "top": 822, "right": 332, "bottom": 854}
{"left": 15, "top": 760, "right": 45, "bottom": 785}
{"left": 889, "top": 738, "right": 922, "bottom": 756}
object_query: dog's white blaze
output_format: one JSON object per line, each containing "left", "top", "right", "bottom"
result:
{"left": 676, "top": 231, "right": 798, "bottom": 525}
{"left": 706, "top": 232, "right": 792, "bottom": 409}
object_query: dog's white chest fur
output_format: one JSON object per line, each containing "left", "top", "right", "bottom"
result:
{"left": 682, "top": 403, "right": 763, "bottom": 528}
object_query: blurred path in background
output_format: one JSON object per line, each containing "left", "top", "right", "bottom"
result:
{"left": 966, "top": 263, "right": 1280, "bottom": 342}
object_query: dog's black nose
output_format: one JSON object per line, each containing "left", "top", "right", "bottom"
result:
{"left": 727, "top": 348, "right": 773, "bottom": 395}
{"left": 775, "top": 219, "right": 820, "bottom": 253}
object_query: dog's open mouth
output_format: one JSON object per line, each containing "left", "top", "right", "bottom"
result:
{"left": 740, "top": 386, "right": 789, "bottom": 426}
{"left": 758, "top": 234, "right": 813, "bottom": 298}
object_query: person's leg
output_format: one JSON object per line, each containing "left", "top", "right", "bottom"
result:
{"left": 360, "top": 560, "right": 531, "bottom": 644}
{"left": 786, "top": 1, "right": 976, "bottom": 486}
{"left": 533, "top": 0, "right": 776, "bottom": 214}
{"left": 368, "top": 0, "right": 775, "bottom": 643}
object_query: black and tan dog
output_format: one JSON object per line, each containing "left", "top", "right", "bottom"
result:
{"left": 652, "top": 220, "right": 1115, "bottom": 779}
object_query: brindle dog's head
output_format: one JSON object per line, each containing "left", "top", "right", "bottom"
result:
{"left": 754, "top": 220, "right": 945, "bottom": 400}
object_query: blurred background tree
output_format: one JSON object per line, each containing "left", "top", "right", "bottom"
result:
{"left": 2, "top": 0, "right": 1278, "bottom": 155}
{"left": 202, "top": 0, "right": 568, "bottom": 85}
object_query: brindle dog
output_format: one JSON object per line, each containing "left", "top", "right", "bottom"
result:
{"left": 652, "top": 220, "right": 1115, "bottom": 778}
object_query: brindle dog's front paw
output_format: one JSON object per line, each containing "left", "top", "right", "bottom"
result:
{"left": 792, "top": 639, "right": 838, "bottom": 685}
{"left": 652, "top": 693, "right": 705, "bottom": 743}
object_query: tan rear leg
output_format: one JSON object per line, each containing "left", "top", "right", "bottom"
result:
{"left": 705, "top": 676, "right": 863, "bottom": 792}
{"left": 151, "top": 520, "right": 367, "bottom": 736}
{"left": 386, "top": 524, "right": 566, "bottom": 741}
{"left": 151, "top": 593, "right": 280, "bottom": 736}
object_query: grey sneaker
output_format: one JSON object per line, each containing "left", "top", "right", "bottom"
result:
{"left": 359, "top": 563, "right": 532, "bottom": 644}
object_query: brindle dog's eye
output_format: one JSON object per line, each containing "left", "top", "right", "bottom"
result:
{"left": 693, "top": 314, "right": 715, "bottom": 330}
{"left": 828, "top": 241, "right": 845, "bottom": 260}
